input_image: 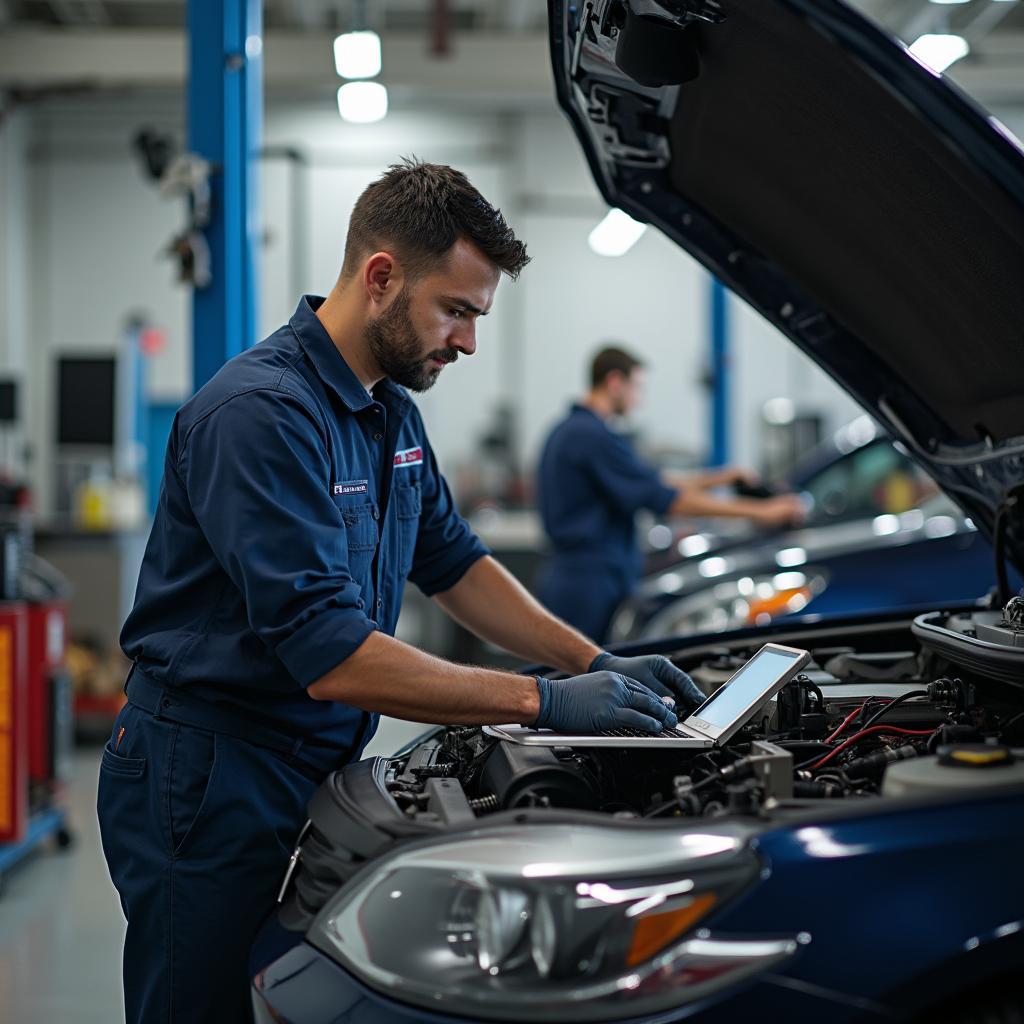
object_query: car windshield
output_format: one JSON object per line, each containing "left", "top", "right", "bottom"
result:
{"left": 802, "top": 440, "right": 939, "bottom": 525}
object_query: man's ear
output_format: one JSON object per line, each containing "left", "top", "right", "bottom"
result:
{"left": 363, "top": 251, "right": 404, "bottom": 307}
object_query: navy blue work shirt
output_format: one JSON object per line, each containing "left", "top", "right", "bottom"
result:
{"left": 121, "top": 295, "right": 488, "bottom": 758}
{"left": 537, "top": 404, "right": 677, "bottom": 582}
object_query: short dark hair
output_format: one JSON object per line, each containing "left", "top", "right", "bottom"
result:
{"left": 591, "top": 346, "right": 644, "bottom": 388}
{"left": 341, "top": 158, "right": 530, "bottom": 281}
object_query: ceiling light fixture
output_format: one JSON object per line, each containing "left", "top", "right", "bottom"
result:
{"left": 333, "top": 29, "right": 382, "bottom": 79}
{"left": 908, "top": 33, "right": 970, "bottom": 73}
{"left": 337, "top": 81, "right": 389, "bottom": 124}
{"left": 588, "top": 209, "right": 647, "bottom": 257}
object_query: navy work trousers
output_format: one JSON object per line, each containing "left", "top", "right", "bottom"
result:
{"left": 97, "top": 701, "right": 322, "bottom": 1023}
{"left": 536, "top": 559, "right": 633, "bottom": 644}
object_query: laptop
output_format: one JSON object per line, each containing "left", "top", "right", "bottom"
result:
{"left": 485, "top": 643, "right": 811, "bottom": 748}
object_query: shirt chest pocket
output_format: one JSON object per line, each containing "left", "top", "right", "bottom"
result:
{"left": 333, "top": 495, "right": 379, "bottom": 584}
{"left": 395, "top": 482, "right": 421, "bottom": 576}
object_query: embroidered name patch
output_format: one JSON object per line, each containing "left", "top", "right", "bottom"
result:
{"left": 333, "top": 480, "right": 368, "bottom": 496}
{"left": 394, "top": 446, "right": 424, "bottom": 468}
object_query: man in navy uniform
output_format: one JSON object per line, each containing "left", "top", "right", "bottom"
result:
{"left": 97, "top": 161, "right": 704, "bottom": 1024}
{"left": 537, "top": 346, "right": 804, "bottom": 642}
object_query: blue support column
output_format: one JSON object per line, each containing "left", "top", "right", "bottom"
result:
{"left": 187, "top": 0, "right": 263, "bottom": 393}
{"left": 708, "top": 276, "right": 731, "bottom": 467}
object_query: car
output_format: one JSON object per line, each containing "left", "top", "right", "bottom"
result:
{"left": 615, "top": 417, "right": 993, "bottom": 641}
{"left": 250, "top": 1, "right": 1024, "bottom": 1021}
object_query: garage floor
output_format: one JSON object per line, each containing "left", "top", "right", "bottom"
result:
{"left": 0, "top": 719, "right": 428, "bottom": 1022}
{"left": 0, "top": 748, "right": 126, "bottom": 1023}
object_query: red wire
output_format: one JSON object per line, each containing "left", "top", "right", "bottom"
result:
{"left": 810, "top": 724, "right": 935, "bottom": 771}
{"left": 823, "top": 699, "right": 892, "bottom": 744}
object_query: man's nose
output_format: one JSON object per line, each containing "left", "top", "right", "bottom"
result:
{"left": 452, "top": 323, "right": 477, "bottom": 357}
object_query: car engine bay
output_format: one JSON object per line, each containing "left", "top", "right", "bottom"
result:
{"left": 277, "top": 601, "right": 1024, "bottom": 933}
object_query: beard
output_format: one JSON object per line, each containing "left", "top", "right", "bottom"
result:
{"left": 365, "top": 289, "right": 456, "bottom": 392}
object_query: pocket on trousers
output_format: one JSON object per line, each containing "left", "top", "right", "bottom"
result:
{"left": 166, "top": 725, "right": 218, "bottom": 858}
{"left": 100, "top": 741, "right": 147, "bottom": 778}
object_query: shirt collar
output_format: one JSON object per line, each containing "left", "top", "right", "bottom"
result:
{"left": 572, "top": 402, "right": 604, "bottom": 422}
{"left": 290, "top": 295, "right": 411, "bottom": 414}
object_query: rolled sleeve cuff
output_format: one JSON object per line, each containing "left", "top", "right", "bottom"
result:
{"left": 414, "top": 538, "right": 491, "bottom": 597}
{"left": 649, "top": 481, "right": 678, "bottom": 517}
{"left": 275, "top": 606, "right": 377, "bottom": 688}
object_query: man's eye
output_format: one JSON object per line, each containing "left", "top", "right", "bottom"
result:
{"left": 449, "top": 308, "right": 464, "bottom": 319}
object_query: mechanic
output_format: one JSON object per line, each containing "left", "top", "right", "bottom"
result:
{"left": 97, "top": 161, "right": 706, "bottom": 1024}
{"left": 536, "top": 346, "right": 805, "bottom": 642}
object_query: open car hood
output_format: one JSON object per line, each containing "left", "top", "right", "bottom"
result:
{"left": 549, "top": 0, "right": 1024, "bottom": 572}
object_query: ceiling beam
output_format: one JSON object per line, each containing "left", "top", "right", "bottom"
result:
{"left": 277, "top": 0, "right": 324, "bottom": 30}
{"left": 0, "top": 28, "right": 555, "bottom": 102}
{"left": 48, "top": 0, "right": 111, "bottom": 25}
{"left": 0, "top": 24, "right": 1020, "bottom": 105}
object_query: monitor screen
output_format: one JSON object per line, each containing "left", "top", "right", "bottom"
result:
{"left": 689, "top": 648, "right": 803, "bottom": 729}
{"left": 57, "top": 357, "right": 116, "bottom": 446}
{"left": 0, "top": 380, "right": 16, "bottom": 423}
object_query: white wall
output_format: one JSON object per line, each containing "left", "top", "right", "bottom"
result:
{"left": 0, "top": 106, "right": 29, "bottom": 472}
{"left": 22, "top": 97, "right": 189, "bottom": 515}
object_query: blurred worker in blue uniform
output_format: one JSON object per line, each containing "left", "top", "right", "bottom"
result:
{"left": 537, "top": 346, "right": 804, "bottom": 642}
{"left": 97, "top": 162, "right": 706, "bottom": 1024}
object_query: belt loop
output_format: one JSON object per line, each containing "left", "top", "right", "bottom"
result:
{"left": 122, "top": 662, "right": 138, "bottom": 697}
{"left": 154, "top": 686, "right": 169, "bottom": 720}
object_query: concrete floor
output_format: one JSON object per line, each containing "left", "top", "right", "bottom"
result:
{"left": 0, "top": 717, "right": 426, "bottom": 1022}
{"left": 0, "top": 748, "right": 126, "bottom": 1023}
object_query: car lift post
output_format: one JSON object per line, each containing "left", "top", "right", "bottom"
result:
{"left": 709, "top": 276, "right": 731, "bottom": 466}
{"left": 187, "top": 0, "right": 263, "bottom": 392}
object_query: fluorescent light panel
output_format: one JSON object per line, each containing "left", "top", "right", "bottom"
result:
{"left": 588, "top": 209, "right": 647, "bottom": 257}
{"left": 337, "top": 81, "right": 389, "bottom": 123}
{"left": 334, "top": 30, "right": 382, "bottom": 79}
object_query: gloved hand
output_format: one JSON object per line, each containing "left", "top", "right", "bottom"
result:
{"left": 588, "top": 652, "right": 705, "bottom": 711}
{"left": 533, "top": 672, "right": 679, "bottom": 735}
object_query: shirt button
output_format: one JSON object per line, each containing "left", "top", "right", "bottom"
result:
{"left": 373, "top": 432, "right": 383, "bottom": 441}
{"left": 371, "top": 508, "right": 379, "bottom": 520}
{"left": 376, "top": 598, "right": 383, "bottom": 610}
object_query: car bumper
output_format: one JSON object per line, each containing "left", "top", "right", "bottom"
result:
{"left": 251, "top": 928, "right": 892, "bottom": 1024}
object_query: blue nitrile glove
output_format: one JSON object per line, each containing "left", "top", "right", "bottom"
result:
{"left": 588, "top": 652, "right": 705, "bottom": 711}
{"left": 533, "top": 672, "right": 678, "bottom": 734}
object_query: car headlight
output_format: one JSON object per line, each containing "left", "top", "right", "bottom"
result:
{"left": 641, "top": 571, "right": 828, "bottom": 638}
{"left": 307, "top": 822, "right": 799, "bottom": 1021}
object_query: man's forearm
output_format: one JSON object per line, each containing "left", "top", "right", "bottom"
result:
{"left": 307, "top": 629, "right": 540, "bottom": 723}
{"left": 667, "top": 489, "right": 766, "bottom": 519}
{"left": 433, "top": 556, "right": 602, "bottom": 673}
{"left": 664, "top": 467, "right": 742, "bottom": 492}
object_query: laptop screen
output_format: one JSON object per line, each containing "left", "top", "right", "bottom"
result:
{"left": 688, "top": 647, "right": 805, "bottom": 730}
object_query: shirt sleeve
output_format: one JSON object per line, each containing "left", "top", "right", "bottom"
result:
{"left": 587, "top": 430, "right": 678, "bottom": 517}
{"left": 406, "top": 432, "right": 490, "bottom": 596}
{"left": 177, "top": 386, "right": 377, "bottom": 688}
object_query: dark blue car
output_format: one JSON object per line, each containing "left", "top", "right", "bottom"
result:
{"left": 251, "top": 0, "right": 1024, "bottom": 1020}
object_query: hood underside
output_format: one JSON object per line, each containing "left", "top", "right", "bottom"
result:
{"left": 549, "top": 0, "right": 1024, "bottom": 568}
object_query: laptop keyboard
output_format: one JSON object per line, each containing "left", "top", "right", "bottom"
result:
{"left": 600, "top": 727, "right": 691, "bottom": 739}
